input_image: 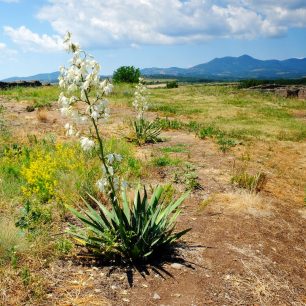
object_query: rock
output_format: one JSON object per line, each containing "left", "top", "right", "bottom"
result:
{"left": 171, "top": 263, "right": 184, "bottom": 270}
{"left": 26, "top": 105, "right": 35, "bottom": 112}
{"left": 275, "top": 87, "right": 299, "bottom": 98}
{"left": 298, "top": 88, "right": 306, "bottom": 99}
{"left": 152, "top": 293, "right": 161, "bottom": 300}
{"left": 173, "top": 293, "right": 181, "bottom": 297}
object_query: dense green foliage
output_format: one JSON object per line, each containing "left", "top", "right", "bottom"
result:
{"left": 112, "top": 66, "right": 141, "bottom": 83}
{"left": 69, "top": 186, "right": 190, "bottom": 261}
{"left": 166, "top": 81, "right": 179, "bottom": 88}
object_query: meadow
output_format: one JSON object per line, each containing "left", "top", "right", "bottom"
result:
{"left": 0, "top": 83, "right": 305, "bottom": 305}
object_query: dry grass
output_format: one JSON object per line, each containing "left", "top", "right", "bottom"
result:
{"left": 212, "top": 191, "right": 273, "bottom": 217}
{"left": 225, "top": 244, "right": 301, "bottom": 305}
{"left": 0, "top": 217, "right": 27, "bottom": 263}
{"left": 36, "top": 108, "right": 49, "bottom": 122}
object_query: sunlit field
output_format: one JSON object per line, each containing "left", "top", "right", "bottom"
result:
{"left": 0, "top": 82, "right": 305, "bottom": 305}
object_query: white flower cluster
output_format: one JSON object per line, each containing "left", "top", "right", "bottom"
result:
{"left": 58, "top": 32, "right": 113, "bottom": 144}
{"left": 96, "top": 153, "right": 126, "bottom": 194}
{"left": 133, "top": 77, "right": 149, "bottom": 120}
{"left": 58, "top": 32, "right": 125, "bottom": 200}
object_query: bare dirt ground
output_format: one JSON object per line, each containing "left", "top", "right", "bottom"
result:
{"left": 1, "top": 98, "right": 306, "bottom": 305}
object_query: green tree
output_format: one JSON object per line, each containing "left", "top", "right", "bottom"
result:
{"left": 112, "top": 66, "right": 141, "bottom": 83}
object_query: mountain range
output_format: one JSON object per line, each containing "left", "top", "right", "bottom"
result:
{"left": 141, "top": 55, "right": 306, "bottom": 80}
{"left": 2, "top": 55, "right": 306, "bottom": 82}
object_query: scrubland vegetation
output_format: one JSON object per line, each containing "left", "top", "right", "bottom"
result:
{"left": 0, "top": 48, "right": 305, "bottom": 304}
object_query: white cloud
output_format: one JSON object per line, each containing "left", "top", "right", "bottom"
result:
{"left": 4, "top": 26, "right": 63, "bottom": 52}
{"left": 0, "top": 42, "right": 17, "bottom": 61}
{"left": 5, "top": 0, "right": 306, "bottom": 51}
{"left": 36, "top": 0, "right": 306, "bottom": 47}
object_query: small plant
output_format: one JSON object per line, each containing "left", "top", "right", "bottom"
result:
{"left": 68, "top": 186, "right": 190, "bottom": 261}
{"left": 166, "top": 81, "right": 178, "bottom": 89}
{"left": 155, "top": 117, "right": 184, "bottom": 130}
{"left": 231, "top": 171, "right": 267, "bottom": 192}
{"left": 55, "top": 238, "right": 73, "bottom": 254}
{"left": 198, "top": 126, "right": 219, "bottom": 139}
{"left": 16, "top": 200, "right": 52, "bottom": 231}
{"left": 173, "top": 162, "right": 201, "bottom": 191}
{"left": 161, "top": 144, "right": 188, "bottom": 153}
{"left": 20, "top": 267, "right": 31, "bottom": 286}
{"left": 0, "top": 104, "right": 5, "bottom": 125}
{"left": 152, "top": 154, "right": 181, "bottom": 167}
{"left": 0, "top": 217, "right": 27, "bottom": 265}
{"left": 217, "top": 135, "right": 236, "bottom": 153}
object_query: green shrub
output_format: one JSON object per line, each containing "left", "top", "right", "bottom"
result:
{"left": 173, "top": 162, "right": 201, "bottom": 191}
{"left": 16, "top": 200, "right": 53, "bottom": 231}
{"left": 155, "top": 118, "right": 184, "bottom": 130}
{"left": 68, "top": 186, "right": 190, "bottom": 261}
{"left": 113, "top": 66, "right": 140, "bottom": 84}
{"left": 217, "top": 135, "right": 236, "bottom": 153}
{"left": 166, "top": 81, "right": 178, "bottom": 89}
{"left": 198, "top": 126, "right": 219, "bottom": 139}
{"left": 152, "top": 154, "right": 181, "bottom": 167}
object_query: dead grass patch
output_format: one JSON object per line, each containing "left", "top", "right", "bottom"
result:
{"left": 213, "top": 191, "right": 273, "bottom": 217}
{"left": 225, "top": 244, "right": 301, "bottom": 305}
{"left": 36, "top": 108, "right": 48, "bottom": 123}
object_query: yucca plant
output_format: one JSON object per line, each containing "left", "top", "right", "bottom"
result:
{"left": 133, "top": 118, "right": 161, "bottom": 145}
{"left": 131, "top": 78, "right": 161, "bottom": 145}
{"left": 68, "top": 185, "right": 190, "bottom": 261}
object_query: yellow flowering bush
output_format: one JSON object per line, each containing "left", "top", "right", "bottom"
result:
{"left": 21, "top": 153, "right": 57, "bottom": 202}
{"left": 21, "top": 142, "right": 91, "bottom": 203}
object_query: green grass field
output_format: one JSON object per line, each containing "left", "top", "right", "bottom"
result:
{"left": 1, "top": 83, "right": 305, "bottom": 141}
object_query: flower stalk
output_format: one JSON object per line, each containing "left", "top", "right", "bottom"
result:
{"left": 58, "top": 32, "right": 121, "bottom": 205}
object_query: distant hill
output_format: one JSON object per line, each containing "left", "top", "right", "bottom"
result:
{"left": 2, "top": 55, "right": 306, "bottom": 82}
{"left": 141, "top": 55, "right": 306, "bottom": 80}
{"left": 2, "top": 72, "right": 60, "bottom": 83}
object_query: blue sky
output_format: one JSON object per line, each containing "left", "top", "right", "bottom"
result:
{"left": 0, "top": 0, "right": 306, "bottom": 79}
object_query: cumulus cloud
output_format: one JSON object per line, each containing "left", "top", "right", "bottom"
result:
{"left": 4, "top": 26, "right": 63, "bottom": 52}
{"left": 5, "top": 0, "right": 306, "bottom": 51}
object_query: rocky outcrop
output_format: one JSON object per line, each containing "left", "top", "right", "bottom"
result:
{"left": 0, "top": 80, "right": 42, "bottom": 90}
{"left": 298, "top": 88, "right": 306, "bottom": 99}
{"left": 248, "top": 85, "right": 306, "bottom": 100}
{"left": 275, "top": 87, "right": 300, "bottom": 98}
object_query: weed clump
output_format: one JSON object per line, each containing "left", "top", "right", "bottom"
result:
{"left": 0, "top": 217, "right": 27, "bottom": 265}
{"left": 173, "top": 162, "right": 201, "bottom": 191}
{"left": 231, "top": 171, "right": 267, "bottom": 192}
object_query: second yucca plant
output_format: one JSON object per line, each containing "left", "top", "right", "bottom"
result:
{"left": 132, "top": 78, "right": 161, "bottom": 145}
{"left": 133, "top": 118, "right": 161, "bottom": 145}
